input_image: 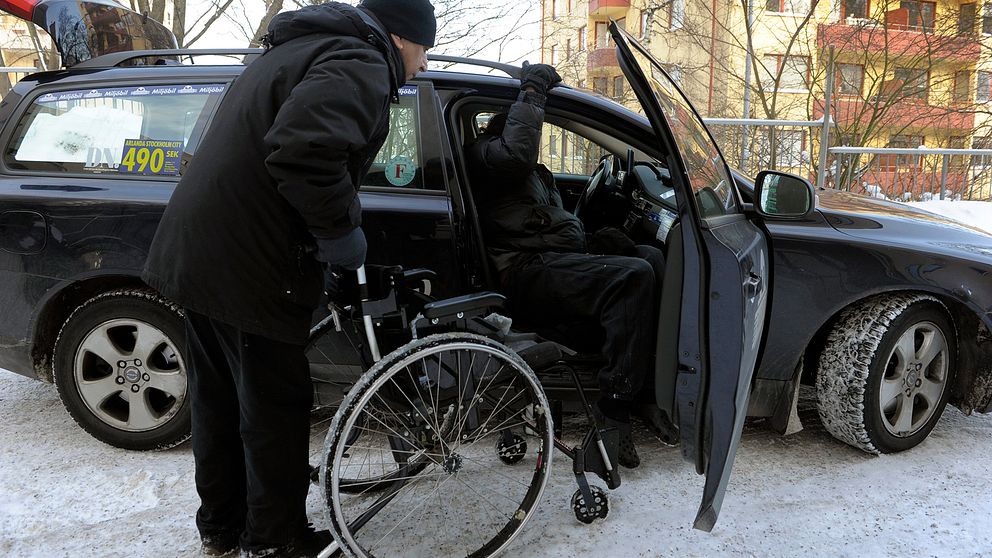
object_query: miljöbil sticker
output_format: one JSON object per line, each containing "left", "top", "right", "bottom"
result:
{"left": 385, "top": 155, "right": 417, "bottom": 187}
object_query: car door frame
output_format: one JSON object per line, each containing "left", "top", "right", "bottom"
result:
{"left": 610, "top": 22, "right": 772, "bottom": 531}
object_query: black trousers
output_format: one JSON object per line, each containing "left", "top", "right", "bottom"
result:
{"left": 184, "top": 310, "right": 313, "bottom": 550}
{"left": 503, "top": 245, "right": 665, "bottom": 400}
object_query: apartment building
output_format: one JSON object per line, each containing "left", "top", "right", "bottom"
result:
{"left": 543, "top": 0, "right": 992, "bottom": 198}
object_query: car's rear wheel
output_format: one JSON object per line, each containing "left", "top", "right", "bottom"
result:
{"left": 816, "top": 293, "right": 956, "bottom": 454}
{"left": 53, "top": 289, "right": 190, "bottom": 450}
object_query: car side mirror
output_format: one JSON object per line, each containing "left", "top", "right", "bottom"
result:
{"left": 754, "top": 171, "right": 815, "bottom": 220}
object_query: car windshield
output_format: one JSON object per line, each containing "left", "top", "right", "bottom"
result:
{"left": 620, "top": 32, "right": 739, "bottom": 219}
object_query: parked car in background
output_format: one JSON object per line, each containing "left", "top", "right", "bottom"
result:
{"left": 0, "top": 0, "right": 989, "bottom": 465}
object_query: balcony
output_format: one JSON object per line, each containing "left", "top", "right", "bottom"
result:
{"left": 814, "top": 97, "right": 975, "bottom": 130}
{"left": 587, "top": 48, "right": 619, "bottom": 71}
{"left": 589, "top": 0, "right": 630, "bottom": 18}
{"left": 818, "top": 19, "right": 980, "bottom": 63}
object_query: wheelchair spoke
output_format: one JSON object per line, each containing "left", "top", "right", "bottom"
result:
{"left": 328, "top": 336, "right": 554, "bottom": 558}
{"left": 367, "top": 474, "right": 457, "bottom": 552}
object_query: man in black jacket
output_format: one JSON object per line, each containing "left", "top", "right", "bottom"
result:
{"left": 467, "top": 64, "right": 665, "bottom": 470}
{"left": 141, "top": 1, "right": 435, "bottom": 556}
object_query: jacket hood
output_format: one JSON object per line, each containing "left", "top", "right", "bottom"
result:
{"left": 266, "top": 2, "right": 405, "bottom": 96}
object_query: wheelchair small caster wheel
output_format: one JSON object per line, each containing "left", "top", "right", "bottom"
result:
{"left": 571, "top": 486, "right": 609, "bottom": 524}
{"left": 495, "top": 433, "right": 527, "bottom": 464}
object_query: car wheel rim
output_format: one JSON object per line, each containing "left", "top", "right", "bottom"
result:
{"left": 878, "top": 320, "right": 948, "bottom": 438}
{"left": 74, "top": 318, "right": 187, "bottom": 432}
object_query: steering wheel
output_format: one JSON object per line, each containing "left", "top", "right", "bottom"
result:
{"left": 573, "top": 154, "right": 621, "bottom": 223}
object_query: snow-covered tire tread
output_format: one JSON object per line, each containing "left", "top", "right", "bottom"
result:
{"left": 815, "top": 293, "right": 948, "bottom": 455}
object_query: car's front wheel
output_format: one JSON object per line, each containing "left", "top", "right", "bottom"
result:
{"left": 816, "top": 294, "right": 956, "bottom": 454}
{"left": 53, "top": 289, "right": 190, "bottom": 450}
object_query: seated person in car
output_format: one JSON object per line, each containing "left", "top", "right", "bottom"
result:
{"left": 466, "top": 63, "right": 665, "bottom": 468}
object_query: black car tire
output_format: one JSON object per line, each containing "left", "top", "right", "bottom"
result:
{"left": 816, "top": 293, "right": 956, "bottom": 454}
{"left": 53, "top": 289, "right": 191, "bottom": 451}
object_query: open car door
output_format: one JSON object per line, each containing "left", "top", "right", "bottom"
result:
{"left": 609, "top": 24, "right": 771, "bottom": 531}
{"left": 0, "top": 0, "right": 177, "bottom": 67}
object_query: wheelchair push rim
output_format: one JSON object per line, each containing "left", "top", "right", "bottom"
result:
{"left": 323, "top": 333, "right": 554, "bottom": 558}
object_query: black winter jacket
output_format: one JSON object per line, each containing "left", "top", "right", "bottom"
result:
{"left": 467, "top": 92, "right": 586, "bottom": 277}
{"left": 142, "top": 2, "right": 404, "bottom": 344}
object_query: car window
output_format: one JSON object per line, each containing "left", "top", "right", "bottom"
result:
{"left": 471, "top": 112, "right": 609, "bottom": 176}
{"left": 5, "top": 84, "right": 226, "bottom": 176}
{"left": 540, "top": 123, "right": 609, "bottom": 176}
{"left": 363, "top": 86, "right": 433, "bottom": 189}
{"left": 643, "top": 66, "right": 741, "bottom": 220}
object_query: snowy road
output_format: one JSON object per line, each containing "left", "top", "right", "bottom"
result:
{"left": 2, "top": 369, "right": 990, "bottom": 558}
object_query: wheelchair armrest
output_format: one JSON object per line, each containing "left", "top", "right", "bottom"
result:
{"left": 422, "top": 292, "right": 505, "bottom": 320}
{"left": 401, "top": 268, "right": 437, "bottom": 285}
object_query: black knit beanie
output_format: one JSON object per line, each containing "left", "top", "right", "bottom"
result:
{"left": 360, "top": 0, "right": 437, "bottom": 48}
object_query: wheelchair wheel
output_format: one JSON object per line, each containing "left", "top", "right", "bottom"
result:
{"left": 323, "top": 333, "right": 554, "bottom": 557}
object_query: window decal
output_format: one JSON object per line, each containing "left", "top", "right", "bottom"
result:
{"left": 118, "top": 139, "right": 184, "bottom": 176}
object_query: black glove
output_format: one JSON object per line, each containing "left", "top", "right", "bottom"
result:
{"left": 316, "top": 228, "right": 366, "bottom": 271}
{"left": 520, "top": 61, "right": 562, "bottom": 96}
{"left": 587, "top": 227, "right": 636, "bottom": 256}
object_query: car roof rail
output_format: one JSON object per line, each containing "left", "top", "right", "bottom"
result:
{"left": 73, "top": 49, "right": 265, "bottom": 69}
{"left": 73, "top": 50, "right": 521, "bottom": 77}
{"left": 428, "top": 55, "right": 520, "bottom": 79}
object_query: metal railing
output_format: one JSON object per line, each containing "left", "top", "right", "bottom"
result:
{"left": 828, "top": 147, "right": 992, "bottom": 201}
{"left": 701, "top": 117, "right": 992, "bottom": 201}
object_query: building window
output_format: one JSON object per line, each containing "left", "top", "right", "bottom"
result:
{"left": 974, "top": 135, "right": 992, "bottom": 167}
{"left": 640, "top": 11, "right": 650, "bottom": 39}
{"left": 960, "top": 3, "right": 977, "bottom": 35}
{"left": 885, "top": 134, "right": 924, "bottom": 168}
{"left": 595, "top": 21, "right": 610, "bottom": 49}
{"left": 949, "top": 136, "right": 967, "bottom": 167}
{"left": 578, "top": 26, "right": 587, "bottom": 50}
{"left": 553, "top": 0, "right": 563, "bottom": 19}
{"left": 763, "top": 55, "right": 810, "bottom": 91}
{"left": 837, "top": 63, "right": 864, "bottom": 95}
{"left": 766, "top": 0, "right": 811, "bottom": 13}
{"left": 984, "top": 3, "right": 992, "bottom": 33}
{"left": 551, "top": 46, "right": 559, "bottom": 65}
{"left": 593, "top": 77, "right": 608, "bottom": 95}
{"left": 894, "top": 67, "right": 928, "bottom": 100}
{"left": 670, "top": 0, "right": 685, "bottom": 29}
{"left": 614, "top": 75, "right": 625, "bottom": 98}
{"left": 566, "top": 39, "right": 572, "bottom": 60}
{"left": 979, "top": 71, "right": 992, "bottom": 102}
{"left": 953, "top": 70, "right": 971, "bottom": 101}
{"left": 900, "top": 0, "right": 936, "bottom": 30}
{"left": 841, "top": 0, "right": 867, "bottom": 19}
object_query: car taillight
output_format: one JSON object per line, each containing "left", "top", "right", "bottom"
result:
{"left": 0, "top": 0, "right": 37, "bottom": 21}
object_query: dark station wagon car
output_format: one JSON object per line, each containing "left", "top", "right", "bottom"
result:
{"left": 1, "top": 0, "right": 991, "bottom": 488}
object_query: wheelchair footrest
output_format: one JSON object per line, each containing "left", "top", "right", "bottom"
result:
{"left": 575, "top": 427, "right": 621, "bottom": 490}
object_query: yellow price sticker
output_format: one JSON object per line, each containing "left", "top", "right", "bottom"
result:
{"left": 119, "top": 140, "right": 183, "bottom": 175}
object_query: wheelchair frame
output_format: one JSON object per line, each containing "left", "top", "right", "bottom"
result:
{"left": 313, "top": 265, "right": 629, "bottom": 557}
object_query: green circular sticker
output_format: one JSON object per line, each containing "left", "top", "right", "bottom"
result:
{"left": 385, "top": 155, "right": 417, "bottom": 187}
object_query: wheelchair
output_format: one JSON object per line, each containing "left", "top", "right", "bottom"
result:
{"left": 309, "top": 264, "right": 633, "bottom": 558}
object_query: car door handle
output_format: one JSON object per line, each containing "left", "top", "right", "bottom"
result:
{"left": 745, "top": 272, "right": 762, "bottom": 298}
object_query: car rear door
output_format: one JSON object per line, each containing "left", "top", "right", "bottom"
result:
{"left": 610, "top": 24, "right": 771, "bottom": 531}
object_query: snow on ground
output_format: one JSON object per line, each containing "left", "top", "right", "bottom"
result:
{"left": 906, "top": 200, "right": 992, "bottom": 235}
{"left": 1, "top": 202, "right": 990, "bottom": 557}
{"left": 2, "top": 371, "right": 992, "bottom": 558}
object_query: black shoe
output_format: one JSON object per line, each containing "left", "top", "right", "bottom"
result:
{"left": 634, "top": 403, "right": 680, "bottom": 446}
{"left": 201, "top": 531, "right": 239, "bottom": 557}
{"left": 240, "top": 525, "right": 333, "bottom": 558}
